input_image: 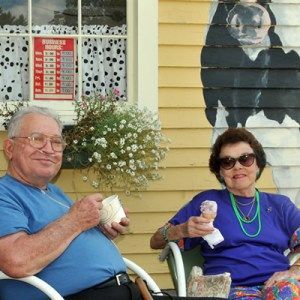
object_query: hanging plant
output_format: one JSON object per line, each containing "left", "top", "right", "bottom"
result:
{"left": 63, "top": 89, "right": 169, "bottom": 195}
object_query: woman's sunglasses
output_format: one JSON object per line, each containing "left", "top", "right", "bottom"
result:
{"left": 219, "top": 153, "right": 256, "bottom": 170}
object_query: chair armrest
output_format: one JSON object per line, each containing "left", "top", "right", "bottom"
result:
{"left": 168, "top": 242, "right": 187, "bottom": 297}
{"left": 123, "top": 257, "right": 162, "bottom": 295}
{"left": 0, "top": 271, "right": 64, "bottom": 300}
{"left": 160, "top": 242, "right": 186, "bottom": 297}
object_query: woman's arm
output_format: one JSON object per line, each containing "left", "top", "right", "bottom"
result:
{"left": 150, "top": 216, "right": 214, "bottom": 249}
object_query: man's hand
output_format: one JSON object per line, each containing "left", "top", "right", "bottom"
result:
{"left": 68, "top": 193, "right": 104, "bottom": 232}
{"left": 100, "top": 217, "right": 130, "bottom": 239}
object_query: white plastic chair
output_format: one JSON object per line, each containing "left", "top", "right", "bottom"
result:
{"left": 0, "top": 271, "right": 64, "bottom": 299}
{"left": 0, "top": 257, "right": 162, "bottom": 299}
{"left": 123, "top": 257, "right": 161, "bottom": 295}
{"left": 160, "top": 241, "right": 300, "bottom": 297}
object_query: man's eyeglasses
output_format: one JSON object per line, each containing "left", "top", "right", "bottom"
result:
{"left": 12, "top": 132, "right": 67, "bottom": 153}
{"left": 219, "top": 153, "right": 256, "bottom": 170}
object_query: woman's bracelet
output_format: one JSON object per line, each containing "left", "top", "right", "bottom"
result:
{"left": 160, "top": 224, "right": 179, "bottom": 243}
{"left": 160, "top": 224, "right": 170, "bottom": 242}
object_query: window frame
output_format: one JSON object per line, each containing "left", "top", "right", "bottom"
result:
{"left": 1, "top": 0, "right": 158, "bottom": 126}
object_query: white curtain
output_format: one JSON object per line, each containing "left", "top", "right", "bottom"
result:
{"left": 0, "top": 24, "right": 126, "bottom": 101}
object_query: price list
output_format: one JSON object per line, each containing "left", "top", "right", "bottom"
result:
{"left": 33, "top": 37, "right": 75, "bottom": 100}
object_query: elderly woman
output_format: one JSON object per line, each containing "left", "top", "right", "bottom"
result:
{"left": 150, "top": 128, "right": 300, "bottom": 299}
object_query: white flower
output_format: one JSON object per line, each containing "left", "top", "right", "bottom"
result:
{"left": 110, "top": 152, "right": 117, "bottom": 159}
{"left": 130, "top": 164, "right": 136, "bottom": 171}
{"left": 131, "top": 144, "right": 138, "bottom": 152}
{"left": 92, "top": 181, "right": 99, "bottom": 188}
{"left": 92, "top": 152, "right": 102, "bottom": 162}
{"left": 118, "top": 161, "right": 126, "bottom": 167}
{"left": 73, "top": 140, "right": 78, "bottom": 144}
{"left": 119, "top": 138, "right": 125, "bottom": 147}
{"left": 94, "top": 138, "right": 107, "bottom": 148}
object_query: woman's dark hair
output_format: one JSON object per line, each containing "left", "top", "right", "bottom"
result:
{"left": 209, "top": 128, "right": 267, "bottom": 183}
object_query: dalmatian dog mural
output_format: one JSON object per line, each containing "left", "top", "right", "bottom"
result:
{"left": 201, "top": 0, "right": 300, "bottom": 205}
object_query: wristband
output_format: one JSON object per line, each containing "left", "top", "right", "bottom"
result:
{"left": 160, "top": 224, "right": 179, "bottom": 243}
{"left": 160, "top": 224, "right": 171, "bottom": 242}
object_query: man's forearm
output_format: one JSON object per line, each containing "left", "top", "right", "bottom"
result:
{"left": 0, "top": 213, "right": 83, "bottom": 277}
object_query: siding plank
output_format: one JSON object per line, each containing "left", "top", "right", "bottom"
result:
{"left": 160, "top": 107, "right": 211, "bottom": 128}
{"left": 159, "top": 45, "right": 202, "bottom": 67}
{"left": 159, "top": 67, "right": 202, "bottom": 88}
{"left": 159, "top": 87, "right": 205, "bottom": 108}
{"left": 159, "top": 1, "right": 211, "bottom": 24}
{"left": 202, "top": 69, "right": 300, "bottom": 88}
{"left": 160, "top": 24, "right": 300, "bottom": 47}
{"left": 159, "top": 1, "right": 300, "bottom": 26}
{"left": 163, "top": 129, "right": 300, "bottom": 147}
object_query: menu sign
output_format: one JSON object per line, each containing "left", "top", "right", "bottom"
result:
{"left": 33, "top": 37, "right": 75, "bottom": 100}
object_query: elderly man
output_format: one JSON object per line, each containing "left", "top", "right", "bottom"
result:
{"left": 0, "top": 106, "right": 142, "bottom": 299}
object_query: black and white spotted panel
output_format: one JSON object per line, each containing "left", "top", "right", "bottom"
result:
{"left": 82, "top": 25, "right": 126, "bottom": 98}
{"left": 0, "top": 26, "right": 29, "bottom": 101}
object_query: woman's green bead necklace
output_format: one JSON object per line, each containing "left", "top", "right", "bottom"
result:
{"left": 229, "top": 189, "right": 261, "bottom": 237}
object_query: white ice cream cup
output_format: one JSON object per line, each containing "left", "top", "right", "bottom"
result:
{"left": 99, "top": 195, "right": 126, "bottom": 226}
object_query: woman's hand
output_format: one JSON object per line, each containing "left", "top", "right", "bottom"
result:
{"left": 181, "top": 215, "right": 215, "bottom": 238}
{"left": 264, "top": 266, "right": 300, "bottom": 288}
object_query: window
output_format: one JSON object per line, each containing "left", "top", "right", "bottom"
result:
{"left": 0, "top": 0, "right": 157, "bottom": 124}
